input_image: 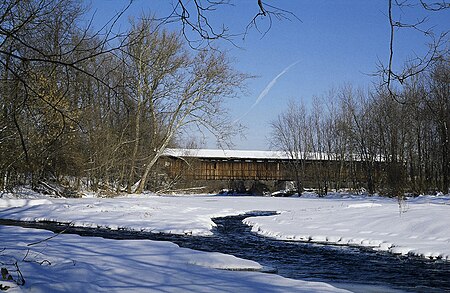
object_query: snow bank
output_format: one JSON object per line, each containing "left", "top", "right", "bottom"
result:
{"left": 243, "top": 196, "right": 450, "bottom": 260}
{"left": 0, "top": 187, "right": 53, "bottom": 208}
{"left": 0, "top": 225, "right": 348, "bottom": 292}
{"left": 0, "top": 198, "right": 52, "bottom": 208}
{"left": 1, "top": 194, "right": 449, "bottom": 262}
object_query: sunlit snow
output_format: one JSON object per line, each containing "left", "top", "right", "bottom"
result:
{"left": 1, "top": 191, "right": 449, "bottom": 291}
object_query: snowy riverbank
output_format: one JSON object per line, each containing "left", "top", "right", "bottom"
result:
{"left": 1, "top": 191, "right": 449, "bottom": 292}
{"left": 0, "top": 225, "right": 350, "bottom": 292}
{"left": 1, "top": 192, "right": 449, "bottom": 260}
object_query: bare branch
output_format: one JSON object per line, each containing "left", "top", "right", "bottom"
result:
{"left": 27, "top": 223, "right": 74, "bottom": 246}
{"left": 383, "top": 0, "right": 449, "bottom": 103}
{"left": 420, "top": 0, "right": 450, "bottom": 10}
{"left": 151, "top": 1, "right": 299, "bottom": 48}
{"left": 245, "top": 1, "right": 302, "bottom": 39}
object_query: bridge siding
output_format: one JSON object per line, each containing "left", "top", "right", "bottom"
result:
{"left": 198, "top": 160, "right": 287, "bottom": 180}
{"left": 159, "top": 150, "right": 386, "bottom": 192}
{"left": 162, "top": 154, "right": 375, "bottom": 187}
{"left": 167, "top": 158, "right": 291, "bottom": 181}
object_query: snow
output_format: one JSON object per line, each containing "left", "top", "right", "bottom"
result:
{"left": 1, "top": 192, "right": 450, "bottom": 291}
{"left": 244, "top": 196, "right": 450, "bottom": 260}
{"left": 163, "top": 148, "right": 348, "bottom": 161}
{"left": 163, "top": 148, "right": 372, "bottom": 162}
{"left": 163, "top": 148, "right": 289, "bottom": 160}
{"left": 0, "top": 226, "right": 347, "bottom": 292}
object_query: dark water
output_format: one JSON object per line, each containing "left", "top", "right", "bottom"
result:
{"left": 2, "top": 213, "right": 450, "bottom": 293}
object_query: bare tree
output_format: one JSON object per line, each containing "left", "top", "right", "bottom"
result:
{"left": 121, "top": 18, "right": 187, "bottom": 192}
{"left": 381, "top": 0, "right": 449, "bottom": 101}
{"left": 427, "top": 57, "right": 450, "bottom": 193}
{"left": 270, "top": 100, "right": 310, "bottom": 195}
{"left": 0, "top": 0, "right": 130, "bottom": 189}
{"left": 118, "top": 18, "right": 247, "bottom": 193}
{"left": 337, "top": 87, "right": 382, "bottom": 194}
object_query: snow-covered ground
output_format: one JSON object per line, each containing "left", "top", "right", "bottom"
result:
{"left": 1, "top": 225, "right": 350, "bottom": 292}
{"left": 1, "top": 190, "right": 449, "bottom": 292}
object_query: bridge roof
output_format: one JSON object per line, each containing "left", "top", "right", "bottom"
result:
{"left": 163, "top": 148, "right": 338, "bottom": 161}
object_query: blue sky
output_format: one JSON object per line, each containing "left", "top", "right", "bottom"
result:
{"left": 86, "top": 1, "right": 449, "bottom": 150}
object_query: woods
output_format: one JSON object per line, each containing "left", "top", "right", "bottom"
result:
{"left": 0, "top": 0, "right": 448, "bottom": 196}
{"left": 0, "top": 0, "right": 246, "bottom": 194}
{"left": 271, "top": 56, "right": 450, "bottom": 195}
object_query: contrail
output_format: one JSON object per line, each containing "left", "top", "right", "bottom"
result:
{"left": 234, "top": 60, "right": 300, "bottom": 124}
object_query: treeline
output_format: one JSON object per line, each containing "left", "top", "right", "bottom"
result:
{"left": 1, "top": 1, "right": 448, "bottom": 196}
{"left": 0, "top": 0, "right": 245, "bottom": 194}
{"left": 271, "top": 57, "right": 449, "bottom": 196}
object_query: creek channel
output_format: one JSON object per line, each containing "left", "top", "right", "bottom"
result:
{"left": 2, "top": 211, "right": 450, "bottom": 293}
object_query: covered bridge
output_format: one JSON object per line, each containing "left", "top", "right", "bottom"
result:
{"left": 160, "top": 148, "right": 376, "bottom": 192}
{"left": 162, "top": 148, "right": 294, "bottom": 181}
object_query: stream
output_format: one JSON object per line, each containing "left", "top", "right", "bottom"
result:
{"left": 1, "top": 212, "right": 450, "bottom": 292}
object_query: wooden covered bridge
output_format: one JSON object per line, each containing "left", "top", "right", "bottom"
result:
{"left": 162, "top": 148, "right": 294, "bottom": 181}
{"left": 160, "top": 148, "right": 374, "bottom": 192}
